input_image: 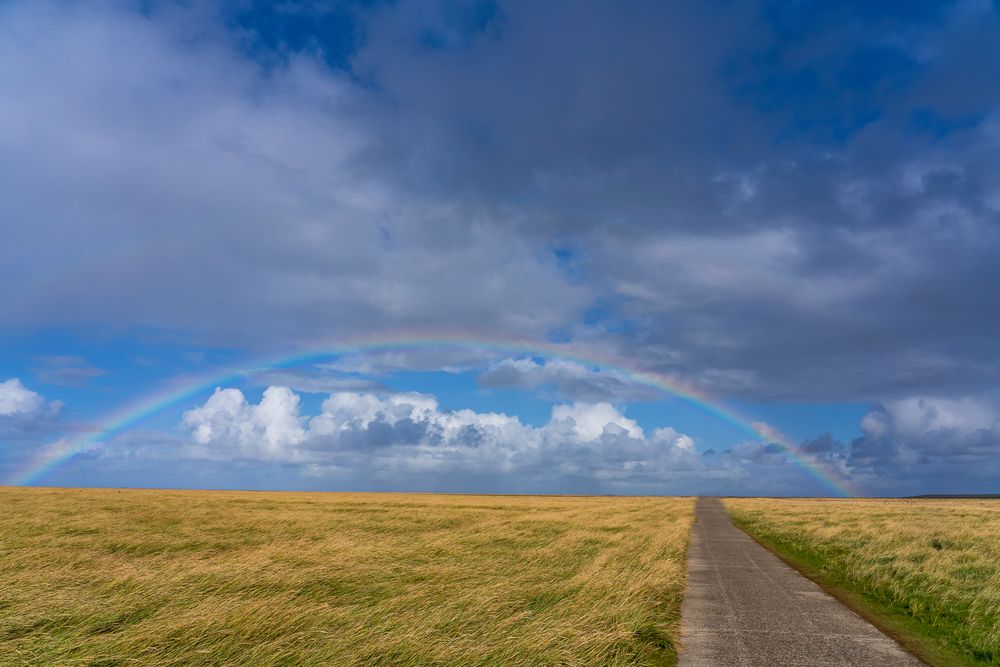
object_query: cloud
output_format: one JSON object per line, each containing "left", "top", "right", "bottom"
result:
{"left": 0, "top": 1, "right": 590, "bottom": 347}
{"left": 0, "top": 379, "right": 67, "bottom": 475}
{"left": 750, "top": 420, "right": 787, "bottom": 445}
{"left": 41, "top": 380, "right": 873, "bottom": 495}
{"left": 800, "top": 433, "right": 839, "bottom": 455}
{"left": 347, "top": 0, "right": 1000, "bottom": 402}
{"left": 182, "top": 386, "right": 307, "bottom": 461}
{"left": 0, "top": 1, "right": 994, "bottom": 401}
{"left": 246, "top": 368, "right": 385, "bottom": 394}
{"left": 549, "top": 402, "right": 643, "bottom": 441}
{"left": 0, "top": 378, "right": 46, "bottom": 416}
{"left": 726, "top": 440, "right": 789, "bottom": 466}
{"left": 872, "top": 396, "right": 997, "bottom": 438}
{"left": 477, "top": 358, "right": 661, "bottom": 402}
{"left": 33, "top": 355, "right": 107, "bottom": 387}
{"left": 171, "top": 385, "right": 699, "bottom": 489}
{"left": 766, "top": 395, "right": 1000, "bottom": 495}
{"left": 3, "top": 0, "right": 1000, "bottom": 407}
{"left": 725, "top": 422, "right": 856, "bottom": 485}
{"left": 851, "top": 397, "right": 1000, "bottom": 473}
{"left": 323, "top": 347, "right": 505, "bottom": 375}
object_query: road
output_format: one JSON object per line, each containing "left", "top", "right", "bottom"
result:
{"left": 678, "top": 497, "right": 924, "bottom": 666}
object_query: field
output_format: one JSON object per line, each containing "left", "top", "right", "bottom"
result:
{"left": 725, "top": 498, "right": 1000, "bottom": 666}
{"left": 0, "top": 488, "right": 693, "bottom": 666}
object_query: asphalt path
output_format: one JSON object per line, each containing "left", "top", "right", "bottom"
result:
{"left": 678, "top": 497, "right": 924, "bottom": 666}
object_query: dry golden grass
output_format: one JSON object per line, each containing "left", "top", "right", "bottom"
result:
{"left": 725, "top": 498, "right": 1000, "bottom": 666}
{"left": 0, "top": 488, "right": 693, "bottom": 666}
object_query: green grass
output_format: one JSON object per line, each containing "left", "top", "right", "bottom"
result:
{"left": 725, "top": 498, "right": 1000, "bottom": 667}
{"left": 0, "top": 487, "right": 694, "bottom": 666}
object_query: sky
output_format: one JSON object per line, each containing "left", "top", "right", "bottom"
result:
{"left": 2, "top": 0, "right": 999, "bottom": 496}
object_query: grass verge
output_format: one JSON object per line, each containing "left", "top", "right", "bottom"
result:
{"left": 725, "top": 498, "right": 1000, "bottom": 667}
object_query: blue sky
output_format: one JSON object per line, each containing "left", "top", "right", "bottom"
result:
{"left": 2, "top": 0, "right": 999, "bottom": 496}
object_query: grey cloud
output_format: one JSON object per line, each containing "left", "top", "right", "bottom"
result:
{"left": 247, "top": 368, "right": 386, "bottom": 394}
{"left": 765, "top": 396, "right": 1000, "bottom": 495}
{"left": 5, "top": 0, "right": 1000, "bottom": 405}
{"left": 725, "top": 441, "right": 789, "bottom": 466}
{"left": 0, "top": 1, "right": 590, "bottom": 347}
{"left": 0, "top": 379, "right": 69, "bottom": 478}
{"left": 0, "top": 378, "right": 48, "bottom": 418}
{"left": 323, "top": 347, "right": 506, "bottom": 375}
{"left": 800, "top": 433, "right": 839, "bottom": 455}
{"left": 352, "top": 0, "right": 1000, "bottom": 402}
{"left": 33, "top": 355, "right": 108, "bottom": 387}
{"left": 325, "top": 415, "right": 440, "bottom": 452}
{"left": 849, "top": 396, "right": 1000, "bottom": 480}
{"left": 477, "top": 358, "right": 661, "bottom": 402}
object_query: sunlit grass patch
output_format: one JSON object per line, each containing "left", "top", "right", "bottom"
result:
{"left": 0, "top": 488, "right": 693, "bottom": 666}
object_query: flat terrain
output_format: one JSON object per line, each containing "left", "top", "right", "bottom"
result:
{"left": 679, "top": 498, "right": 921, "bottom": 666}
{"left": 726, "top": 498, "right": 1000, "bottom": 666}
{"left": 0, "top": 488, "right": 693, "bottom": 666}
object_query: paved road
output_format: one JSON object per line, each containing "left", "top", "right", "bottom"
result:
{"left": 678, "top": 498, "right": 924, "bottom": 666}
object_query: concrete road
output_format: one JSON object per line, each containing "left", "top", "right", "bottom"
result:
{"left": 678, "top": 497, "right": 924, "bottom": 666}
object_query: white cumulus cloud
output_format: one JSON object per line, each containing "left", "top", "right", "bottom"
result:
{"left": 0, "top": 378, "right": 45, "bottom": 416}
{"left": 182, "top": 386, "right": 307, "bottom": 461}
{"left": 869, "top": 397, "right": 998, "bottom": 439}
{"left": 175, "top": 386, "right": 698, "bottom": 485}
{"left": 550, "top": 402, "right": 643, "bottom": 441}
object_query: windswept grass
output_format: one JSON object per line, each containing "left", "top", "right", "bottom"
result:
{"left": 726, "top": 498, "right": 1000, "bottom": 666}
{"left": 0, "top": 488, "right": 693, "bottom": 666}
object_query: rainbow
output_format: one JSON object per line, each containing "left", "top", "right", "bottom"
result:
{"left": 7, "top": 333, "right": 863, "bottom": 496}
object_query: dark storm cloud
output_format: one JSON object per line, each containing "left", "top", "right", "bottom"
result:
{"left": 0, "top": 0, "right": 590, "bottom": 347}
{"left": 346, "top": 0, "right": 1000, "bottom": 403}
{"left": 4, "top": 0, "right": 998, "bottom": 396}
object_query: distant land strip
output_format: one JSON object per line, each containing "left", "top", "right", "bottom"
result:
{"left": 909, "top": 494, "right": 1000, "bottom": 499}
